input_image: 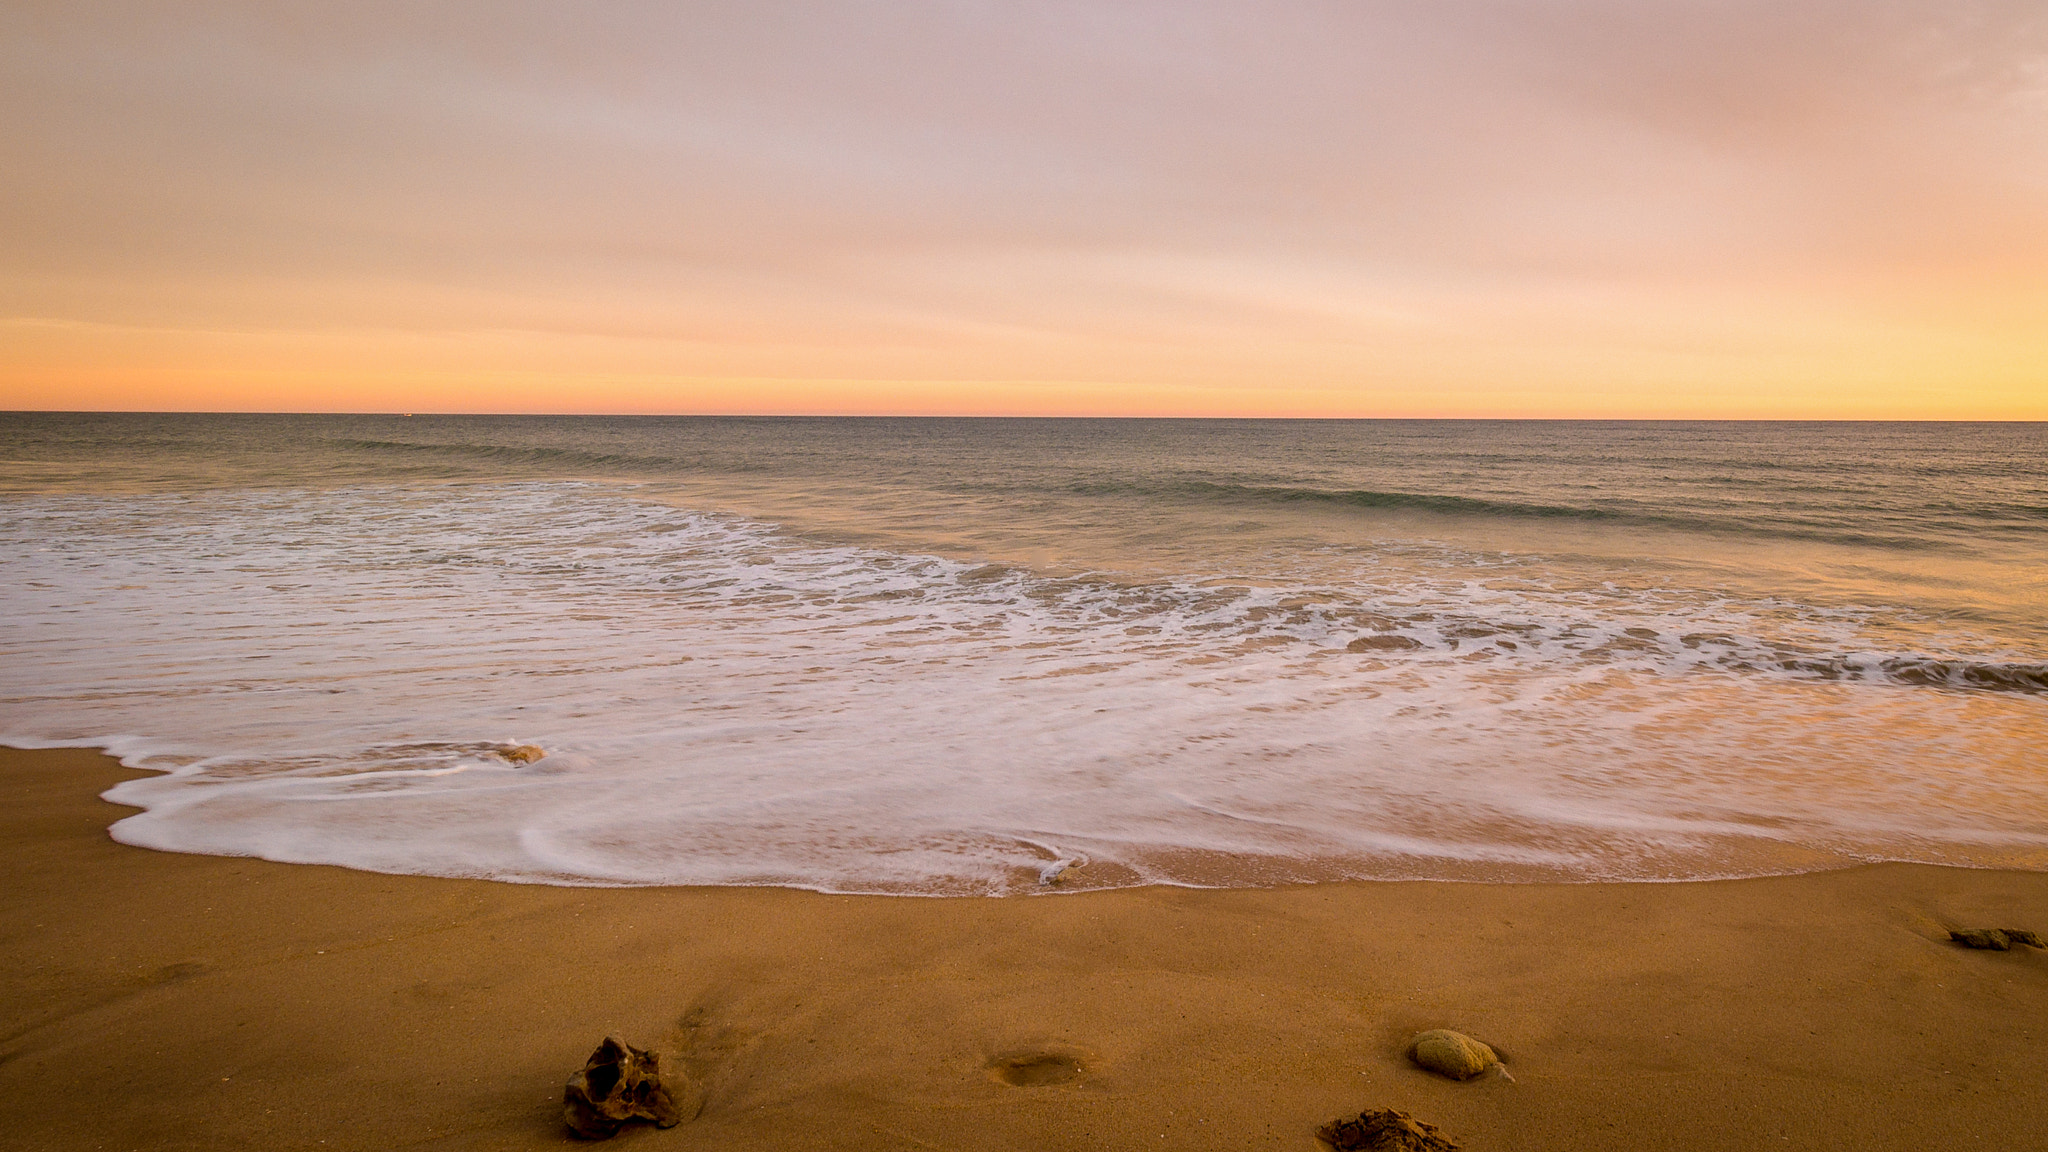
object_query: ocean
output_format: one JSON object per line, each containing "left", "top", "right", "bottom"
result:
{"left": 3, "top": 413, "right": 2043, "bottom": 893}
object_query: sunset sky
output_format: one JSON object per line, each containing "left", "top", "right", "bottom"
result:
{"left": 4, "top": 2, "right": 2045, "bottom": 417}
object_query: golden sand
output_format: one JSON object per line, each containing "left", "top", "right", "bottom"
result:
{"left": 5, "top": 745, "right": 2047, "bottom": 1150}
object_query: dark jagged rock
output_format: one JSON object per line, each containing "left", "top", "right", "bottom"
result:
{"left": 563, "top": 1037, "right": 681, "bottom": 1140}
{"left": 1318, "top": 1108, "right": 1460, "bottom": 1151}
{"left": 1951, "top": 928, "right": 2044, "bottom": 950}
{"left": 1951, "top": 928, "right": 2011, "bottom": 950}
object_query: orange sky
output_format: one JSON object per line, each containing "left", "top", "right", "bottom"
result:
{"left": 4, "top": 2, "right": 2045, "bottom": 418}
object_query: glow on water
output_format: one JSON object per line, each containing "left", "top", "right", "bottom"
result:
{"left": 2, "top": 416, "right": 2044, "bottom": 893}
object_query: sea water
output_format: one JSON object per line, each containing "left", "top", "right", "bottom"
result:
{"left": 3, "top": 414, "right": 2043, "bottom": 893}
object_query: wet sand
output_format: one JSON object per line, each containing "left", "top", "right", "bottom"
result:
{"left": 5, "top": 745, "right": 2048, "bottom": 1151}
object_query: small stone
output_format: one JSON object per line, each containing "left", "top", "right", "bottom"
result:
{"left": 1951, "top": 928, "right": 2013, "bottom": 950}
{"left": 563, "top": 1037, "right": 680, "bottom": 1140}
{"left": 500, "top": 744, "right": 546, "bottom": 765}
{"left": 1408, "top": 1029, "right": 1498, "bottom": 1080}
{"left": 1349, "top": 635, "right": 1423, "bottom": 653}
{"left": 1318, "top": 1107, "right": 1459, "bottom": 1151}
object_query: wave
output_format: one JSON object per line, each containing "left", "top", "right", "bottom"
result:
{"left": 320, "top": 437, "right": 694, "bottom": 476}
{"left": 1336, "top": 619, "right": 2048, "bottom": 694}
{"left": 1772, "top": 655, "right": 2048, "bottom": 694}
{"left": 6, "top": 480, "right": 2046, "bottom": 894}
{"left": 1080, "top": 479, "right": 1961, "bottom": 551}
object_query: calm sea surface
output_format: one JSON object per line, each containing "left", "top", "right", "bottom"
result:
{"left": 3, "top": 413, "right": 2044, "bottom": 892}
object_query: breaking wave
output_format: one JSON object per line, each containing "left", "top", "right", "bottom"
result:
{"left": 5, "top": 479, "right": 2045, "bottom": 894}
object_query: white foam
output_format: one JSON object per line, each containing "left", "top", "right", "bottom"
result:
{"left": 4, "top": 482, "right": 2045, "bottom": 894}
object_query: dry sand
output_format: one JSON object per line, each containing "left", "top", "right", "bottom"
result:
{"left": 6, "top": 745, "right": 2048, "bottom": 1151}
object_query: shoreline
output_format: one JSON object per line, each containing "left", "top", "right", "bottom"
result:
{"left": 36, "top": 737, "right": 2038, "bottom": 894}
{"left": 6, "top": 745, "right": 2048, "bottom": 1150}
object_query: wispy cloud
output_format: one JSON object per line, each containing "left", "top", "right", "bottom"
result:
{"left": 4, "top": 2, "right": 2044, "bottom": 414}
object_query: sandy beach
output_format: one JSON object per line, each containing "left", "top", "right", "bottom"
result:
{"left": 12, "top": 2, "right": 2048, "bottom": 1146}
{"left": 6, "top": 744, "right": 2048, "bottom": 1151}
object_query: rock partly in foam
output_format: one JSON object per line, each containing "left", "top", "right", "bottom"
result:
{"left": 1347, "top": 634, "right": 1424, "bottom": 653}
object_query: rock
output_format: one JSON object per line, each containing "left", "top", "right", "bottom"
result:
{"left": 563, "top": 1037, "right": 681, "bottom": 1140}
{"left": 500, "top": 744, "right": 546, "bottom": 765}
{"left": 1318, "top": 1108, "right": 1460, "bottom": 1151}
{"left": 1951, "top": 927, "right": 2044, "bottom": 950}
{"left": 1038, "top": 857, "right": 1083, "bottom": 885}
{"left": 1408, "top": 1029, "right": 1498, "bottom": 1080}
{"left": 1349, "top": 635, "right": 1423, "bottom": 653}
{"left": 1952, "top": 928, "right": 2011, "bottom": 950}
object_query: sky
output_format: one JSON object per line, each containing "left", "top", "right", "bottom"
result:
{"left": 3, "top": 1, "right": 2045, "bottom": 417}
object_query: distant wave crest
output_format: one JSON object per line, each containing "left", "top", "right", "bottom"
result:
{"left": 1084, "top": 479, "right": 1954, "bottom": 551}
{"left": 323, "top": 437, "right": 692, "bottom": 476}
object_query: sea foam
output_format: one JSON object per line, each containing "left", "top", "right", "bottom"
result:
{"left": 5, "top": 481, "right": 2046, "bottom": 893}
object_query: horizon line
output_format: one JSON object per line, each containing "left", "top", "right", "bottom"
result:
{"left": 5, "top": 410, "right": 2044, "bottom": 424}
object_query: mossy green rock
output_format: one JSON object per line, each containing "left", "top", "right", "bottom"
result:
{"left": 1408, "top": 1030, "right": 1498, "bottom": 1080}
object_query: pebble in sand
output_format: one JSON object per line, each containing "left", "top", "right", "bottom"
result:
{"left": 1407, "top": 1029, "right": 1501, "bottom": 1080}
